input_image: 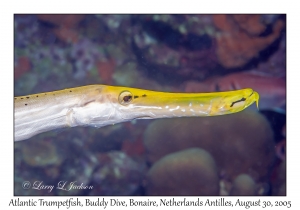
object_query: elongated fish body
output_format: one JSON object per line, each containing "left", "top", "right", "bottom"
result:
{"left": 14, "top": 85, "right": 259, "bottom": 141}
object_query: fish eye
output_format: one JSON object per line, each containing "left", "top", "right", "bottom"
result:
{"left": 118, "top": 91, "right": 133, "bottom": 105}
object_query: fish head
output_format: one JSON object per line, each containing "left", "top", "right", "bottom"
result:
{"left": 101, "top": 86, "right": 260, "bottom": 122}
{"left": 212, "top": 88, "right": 260, "bottom": 115}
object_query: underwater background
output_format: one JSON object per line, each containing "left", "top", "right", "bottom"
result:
{"left": 14, "top": 14, "right": 286, "bottom": 196}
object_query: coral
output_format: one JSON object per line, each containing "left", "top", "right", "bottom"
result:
{"left": 271, "top": 160, "right": 286, "bottom": 195}
{"left": 112, "top": 61, "right": 165, "bottom": 90}
{"left": 37, "top": 15, "right": 85, "bottom": 28}
{"left": 53, "top": 27, "right": 80, "bottom": 44}
{"left": 20, "top": 139, "right": 63, "bottom": 167}
{"left": 70, "top": 39, "right": 105, "bottom": 79}
{"left": 213, "top": 15, "right": 284, "bottom": 68}
{"left": 14, "top": 56, "right": 31, "bottom": 79}
{"left": 96, "top": 59, "right": 115, "bottom": 84}
{"left": 131, "top": 15, "right": 219, "bottom": 83}
{"left": 90, "top": 151, "right": 145, "bottom": 195}
{"left": 121, "top": 137, "right": 145, "bottom": 157}
{"left": 230, "top": 174, "right": 256, "bottom": 195}
{"left": 144, "top": 110, "right": 276, "bottom": 182}
{"left": 256, "top": 33, "right": 286, "bottom": 77}
{"left": 232, "top": 15, "right": 266, "bottom": 36}
{"left": 14, "top": 15, "right": 39, "bottom": 48}
{"left": 146, "top": 148, "right": 219, "bottom": 195}
{"left": 275, "top": 140, "right": 286, "bottom": 160}
{"left": 58, "top": 154, "right": 97, "bottom": 195}
{"left": 37, "top": 15, "right": 85, "bottom": 43}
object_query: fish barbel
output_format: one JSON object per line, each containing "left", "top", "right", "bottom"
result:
{"left": 14, "top": 85, "right": 259, "bottom": 141}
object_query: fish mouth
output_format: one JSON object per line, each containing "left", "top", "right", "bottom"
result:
{"left": 248, "top": 90, "right": 259, "bottom": 109}
{"left": 227, "top": 89, "right": 259, "bottom": 111}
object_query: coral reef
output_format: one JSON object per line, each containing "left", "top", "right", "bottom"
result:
{"left": 90, "top": 152, "right": 145, "bottom": 195}
{"left": 20, "top": 139, "right": 63, "bottom": 167}
{"left": 254, "top": 32, "right": 286, "bottom": 77}
{"left": 57, "top": 154, "right": 97, "bottom": 195}
{"left": 271, "top": 160, "right": 286, "bottom": 195}
{"left": 144, "top": 110, "right": 276, "bottom": 182}
{"left": 213, "top": 15, "right": 284, "bottom": 68}
{"left": 70, "top": 39, "right": 106, "bottom": 79}
{"left": 37, "top": 14, "right": 85, "bottom": 43}
{"left": 14, "top": 56, "right": 32, "bottom": 79}
{"left": 230, "top": 174, "right": 256, "bottom": 195}
{"left": 14, "top": 14, "right": 285, "bottom": 196}
{"left": 131, "top": 15, "right": 219, "bottom": 83}
{"left": 146, "top": 148, "right": 219, "bottom": 195}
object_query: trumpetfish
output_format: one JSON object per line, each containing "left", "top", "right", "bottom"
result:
{"left": 14, "top": 85, "right": 259, "bottom": 141}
